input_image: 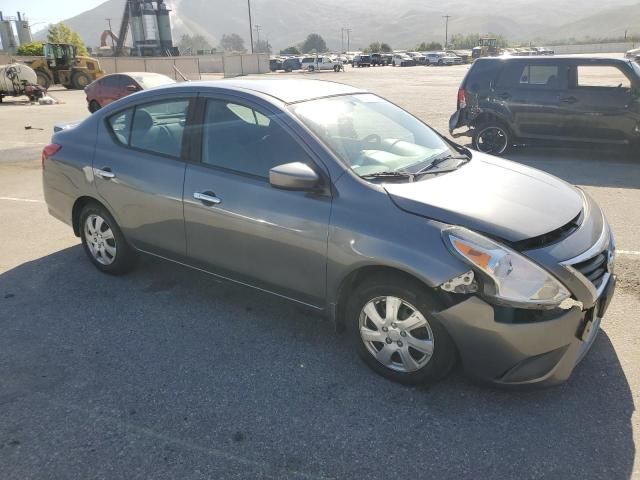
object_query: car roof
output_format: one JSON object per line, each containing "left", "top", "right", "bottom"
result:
{"left": 476, "top": 56, "right": 633, "bottom": 65}
{"left": 151, "top": 79, "right": 366, "bottom": 104}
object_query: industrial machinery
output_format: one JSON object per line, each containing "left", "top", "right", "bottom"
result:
{"left": 114, "top": 0, "right": 178, "bottom": 57}
{"left": 472, "top": 37, "right": 500, "bottom": 59}
{"left": 0, "top": 11, "right": 32, "bottom": 55}
{"left": 25, "top": 43, "right": 105, "bottom": 90}
{"left": 0, "top": 63, "right": 45, "bottom": 101}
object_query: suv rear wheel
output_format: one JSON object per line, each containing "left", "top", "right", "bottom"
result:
{"left": 473, "top": 121, "right": 512, "bottom": 155}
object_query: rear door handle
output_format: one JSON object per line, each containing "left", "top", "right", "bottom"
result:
{"left": 94, "top": 167, "right": 116, "bottom": 179}
{"left": 193, "top": 191, "right": 221, "bottom": 205}
{"left": 496, "top": 92, "right": 511, "bottom": 100}
{"left": 560, "top": 96, "right": 578, "bottom": 104}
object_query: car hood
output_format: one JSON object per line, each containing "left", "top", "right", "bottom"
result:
{"left": 384, "top": 153, "right": 583, "bottom": 243}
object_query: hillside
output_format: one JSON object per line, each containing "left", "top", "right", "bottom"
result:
{"left": 34, "top": 0, "right": 638, "bottom": 51}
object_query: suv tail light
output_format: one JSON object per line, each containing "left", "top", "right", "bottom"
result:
{"left": 457, "top": 88, "right": 467, "bottom": 109}
{"left": 42, "top": 143, "right": 62, "bottom": 169}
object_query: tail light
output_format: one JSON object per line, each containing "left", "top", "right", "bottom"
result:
{"left": 457, "top": 88, "right": 467, "bottom": 109}
{"left": 42, "top": 143, "right": 62, "bottom": 169}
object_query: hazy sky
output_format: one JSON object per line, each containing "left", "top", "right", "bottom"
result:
{"left": 1, "top": 0, "right": 105, "bottom": 29}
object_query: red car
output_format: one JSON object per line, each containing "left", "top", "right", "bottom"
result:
{"left": 85, "top": 72, "right": 175, "bottom": 113}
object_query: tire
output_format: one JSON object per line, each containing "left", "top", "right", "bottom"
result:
{"left": 79, "top": 203, "right": 137, "bottom": 275}
{"left": 88, "top": 100, "right": 101, "bottom": 113}
{"left": 307, "top": 65, "right": 315, "bottom": 72}
{"left": 473, "top": 121, "right": 512, "bottom": 156}
{"left": 438, "top": 59, "right": 444, "bottom": 65}
{"left": 35, "top": 69, "right": 52, "bottom": 89}
{"left": 71, "top": 71, "right": 91, "bottom": 90}
{"left": 346, "top": 274, "right": 457, "bottom": 386}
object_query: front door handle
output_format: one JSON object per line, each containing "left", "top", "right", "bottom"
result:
{"left": 560, "top": 96, "right": 578, "bottom": 104}
{"left": 94, "top": 167, "right": 116, "bottom": 179}
{"left": 193, "top": 191, "right": 221, "bottom": 205}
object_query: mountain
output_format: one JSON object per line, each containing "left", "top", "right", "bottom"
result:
{"left": 532, "top": 3, "right": 640, "bottom": 42}
{"left": 34, "top": 0, "right": 638, "bottom": 51}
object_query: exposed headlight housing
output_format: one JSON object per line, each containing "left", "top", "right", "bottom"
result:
{"left": 442, "top": 227, "right": 570, "bottom": 308}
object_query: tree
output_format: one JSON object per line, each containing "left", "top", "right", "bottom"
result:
{"left": 47, "top": 23, "right": 88, "bottom": 56}
{"left": 220, "top": 33, "right": 246, "bottom": 53}
{"left": 16, "top": 41, "right": 44, "bottom": 56}
{"left": 380, "top": 43, "right": 392, "bottom": 53}
{"left": 300, "top": 33, "right": 327, "bottom": 53}
{"left": 416, "top": 41, "right": 442, "bottom": 51}
{"left": 280, "top": 46, "right": 301, "bottom": 55}
{"left": 178, "top": 34, "right": 213, "bottom": 54}
{"left": 254, "top": 39, "right": 272, "bottom": 54}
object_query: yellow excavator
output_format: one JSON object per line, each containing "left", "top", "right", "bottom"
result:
{"left": 25, "top": 43, "right": 104, "bottom": 90}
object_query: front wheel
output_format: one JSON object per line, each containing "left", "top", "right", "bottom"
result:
{"left": 35, "top": 69, "right": 52, "bottom": 89}
{"left": 71, "top": 71, "right": 91, "bottom": 89}
{"left": 88, "top": 99, "right": 101, "bottom": 113}
{"left": 80, "top": 203, "right": 137, "bottom": 275}
{"left": 347, "top": 275, "right": 457, "bottom": 385}
{"left": 473, "top": 121, "right": 512, "bottom": 155}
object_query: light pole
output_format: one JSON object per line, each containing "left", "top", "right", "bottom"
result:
{"left": 247, "top": 0, "right": 254, "bottom": 53}
{"left": 255, "top": 24, "right": 262, "bottom": 52}
{"left": 442, "top": 15, "right": 451, "bottom": 49}
{"left": 345, "top": 28, "right": 352, "bottom": 51}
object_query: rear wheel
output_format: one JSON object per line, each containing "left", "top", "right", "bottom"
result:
{"left": 71, "top": 71, "right": 91, "bottom": 90}
{"left": 307, "top": 65, "right": 315, "bottom": 72}
{"left": 35, "top": 69, "right": 52, "bottom": 89}
{"left": 79, "top": 203, "right": 137, "bottom": 275}
{"left": 347, "top": 275, "right": 457, "bottom": 386}
{"left": 473, "top": 121, "right": 512, "bottom": 155}
{"left": 88, "top": 100, "right": 101, "bottom": 113}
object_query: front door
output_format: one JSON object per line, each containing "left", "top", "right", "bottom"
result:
{"left": 566, "top": 63, "right": 637, "bottom": 143}
{"left": 183, "top": 96, "right": 332, "bottom": 306}
{"left": 93, "top": 95, "right": 194, "bottom": 259}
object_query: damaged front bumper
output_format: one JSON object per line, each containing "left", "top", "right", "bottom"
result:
{"left": 434, "top": 274, "right": 616, "bottom": 387}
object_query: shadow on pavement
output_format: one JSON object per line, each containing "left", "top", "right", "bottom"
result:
{"left": 502, "top": 145, "right": 640, "bottom": 189}
{"left": 0, "top": 246, "right": 635, "bottom": 479}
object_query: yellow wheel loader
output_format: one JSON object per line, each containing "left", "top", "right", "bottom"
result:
{"left": 26, "top": 43, "right": 104, "bottom": 90}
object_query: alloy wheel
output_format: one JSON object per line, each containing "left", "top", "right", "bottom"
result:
{"left": 475, "top": 126, "right": 509, "bottom": 155}
{"left": 84, "top": 214, "right": 117, "bottom": 265}
{"left": 359, "top": 296, "right": 435, "bottom": 373}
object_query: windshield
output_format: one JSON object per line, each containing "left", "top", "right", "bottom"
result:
{"left": 132, "top": 74, "right": 176, "bottom": 89}
{"left": 291, "top": 94, "right": 456, "bottom": 178}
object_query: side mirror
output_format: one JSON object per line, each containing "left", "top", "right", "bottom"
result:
{"left": 269, "top": 162, "right": 320, "bottom": 191}
{"left": 126, "top": 84, "right": 140, "bottom": 92}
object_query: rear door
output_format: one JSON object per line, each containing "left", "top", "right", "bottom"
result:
{"left": 182, "top": 95, "right": 332, "bottom": 306}
{"left": 94, "top": 94, "right": 195, "bottom": 259}
{"left": 566, "top": 62, "right": 638, "bottom": 142}
{"left": 493, "top": 60, "right": 569, "bottom": 139}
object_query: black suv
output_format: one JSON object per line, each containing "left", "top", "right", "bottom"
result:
{"left": 449, "top": 57, "right": 640, "bottom": 154}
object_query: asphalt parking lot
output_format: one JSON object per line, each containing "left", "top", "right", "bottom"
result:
{"left": 1, "top": 62, "right": 639, "bottom": 479}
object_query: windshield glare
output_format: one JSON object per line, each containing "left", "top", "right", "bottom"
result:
{"left": 291, "top": 94, "right": 452, "bottom": 177}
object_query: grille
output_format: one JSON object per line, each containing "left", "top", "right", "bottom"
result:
{"left": 513, "top": 211, "right": 583, "bottom": 251}
{"left": 572, "top": 252, "right": 608, "bottom": 289}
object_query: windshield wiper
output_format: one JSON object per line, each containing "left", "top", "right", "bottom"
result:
{"left": 360, "top": 170, "right": 415, "bottom": 181}
{"left": 415, "top": 154, "right": 470, "bottom": 176}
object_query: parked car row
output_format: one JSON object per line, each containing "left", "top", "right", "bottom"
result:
{"left": 269, "top": 50, "right": 468, "bottom": 73}
{"left": 502, "top": 46, "right": 555, "bottom": 56}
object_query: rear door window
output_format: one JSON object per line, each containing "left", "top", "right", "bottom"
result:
{"left": 108, "top": 108, "right": 133, "bottom": 145}
{"left": 496, "top": 63, "right": 561, "bottom": 89}
{"left": 129, "top": 99, "right": 190, "bottom": 158}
